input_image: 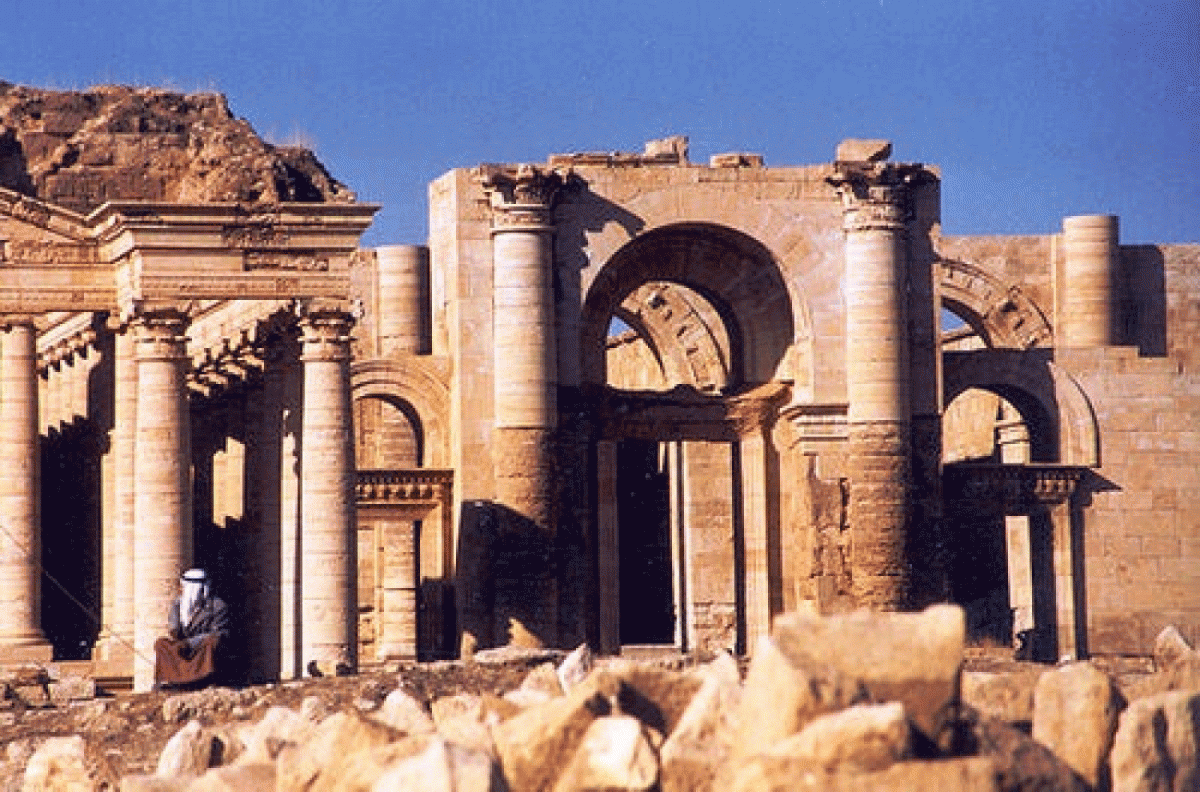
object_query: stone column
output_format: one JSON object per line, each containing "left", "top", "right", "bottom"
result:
{"left": 595, "top": 440, "right": 619, "bottom": 654}
{"left": 131, "top": 309, "right": 192, "bottom": 691}
{"left": 739, "top": 429, "right": 772, "bottom": 651}
{"left": 1060, "top": 215, "right": 1120, "bottom": 348}
{"left": 95, "top": 324, "right": 136, "bottom": 669}
{"left": 0, "top": 318, "right": 52, "bottom": 661}
{"left": 298, "top": 305, "right": 357, "bottom": 676}
{"left": 376, "top": 245, "right": 431, "bottom": 356}
{"left": 830, "top": 161, "right": 925, "bottom": 611}
{"left": 480, "top": 165, "right": 564, "bottom": 646}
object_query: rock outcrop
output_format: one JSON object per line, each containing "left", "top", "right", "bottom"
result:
{"left": 0, "top": 82, "right": 353, "bottom": 213}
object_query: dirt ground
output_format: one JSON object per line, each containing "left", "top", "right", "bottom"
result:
{"left": 0, "top": 649, "right": 1153, "bottom": 790}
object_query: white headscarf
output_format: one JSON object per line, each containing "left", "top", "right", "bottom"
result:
{"left": 179, "top": 568, "right": 209, "bottom": 625}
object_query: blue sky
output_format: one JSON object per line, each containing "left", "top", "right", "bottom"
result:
{"left": 4, "top": 0, "right": 1197, "bottom": 247}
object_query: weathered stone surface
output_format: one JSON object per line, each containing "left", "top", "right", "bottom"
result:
{"left": 119, "top": 776, "right": 191, "bottom": 792}
{"left": 553, "top": 715, "right": 661, "bottom": 792}
{"left": 369, "top": 687, "right": 436, "bottom": 735}
{"left": 609, "top": 663, "right": 704, "bottom": 737}
{"left": 186, "top": 762, "right": 276, "bottom": 791}
{"left": 156, "top": 719, "right": 217, "bottom": 777}
{"left": 1032, "top": 662, "right": 1124, "bottom": 790}
{"left": 301, "top": 736, "right": 430, "bottom": 792}
{"left": 0, "top": 82, "right": 354, "bottom": 213}
{"left": 660, "top": 651, "right": 742, "bottom": 792}
{"left": 731, "top": 756, "right": 999, "bottom": 792}
{"left": 1154, "top": 625, "right": 1194, "bottom": 671}
{"left": 962, "top": 669, "right": 1043, "bottom": 727}
{"left": 274, "top": 710, "right": 406, "bottom": 792}
{"left": 21, "top": 735, "right": 93, "bottom": 791}
{"left": 768, "top": 701, "right": 912, "bottom": 773}
{"left": 835, "top": 138, "right": 893, "bottom": 163}
{"left": 1111, "top": 690, "right": 1200, "bottom": 792}
{"left": 733, "top": 605, "right": 962, "bottom": 764}
{"left": 960, "top": 707, "right": 1088, "bottom": 792}
{"left": 492, "top": 670, "right": 622, "bottom": 792}
{"left": 370, "top": 738, "right": 503, "bottom": 792}
{"left": 558, "top": 644, "right": 594, "bottom": 693}
{"left": 234, "top": 705, "right": 315, "bottom": 764}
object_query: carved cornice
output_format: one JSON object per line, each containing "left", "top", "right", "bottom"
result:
{"left": 827, "top": 162, "right": 933, "bottom": 234}
{"left": 944, "top": 463, "right": 1085, "bottom": 516}
{"left": 356, "top": 468, "right": 454, "bottom": 506}
{"left": 477, "top": 164, "right": 569, "bottom": 232}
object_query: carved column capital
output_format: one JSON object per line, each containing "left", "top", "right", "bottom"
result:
{"left": 131, "top": 307, "right": 190, "bottom": 361}
{"left": 297, "top": 301, "right": 355, "bottom": 363}
{"left": 828, "top": 163, "right": 930, "bottom": 233}
{"left": 478, "top": 164, "right": 568, "bottom": 233}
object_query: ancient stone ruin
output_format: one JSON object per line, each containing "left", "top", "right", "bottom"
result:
{"left": 0, "top": 83, "right": 1196, "bottom": 698}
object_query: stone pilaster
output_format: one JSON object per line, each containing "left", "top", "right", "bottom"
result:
{"left": 480, "top": 164, "right": 564, "bottom": 647}
{"left": 830, "top": 161, "right": 926, "bottom": 611}
{"left": 131, "top": 308, "right": 192, "bottom": 691}
{"left": 95, "top": 322, "right": 136, "bottom": 669}
{"left": 298, "top": 304, "right": 357, "bottom": 675}
{"left": 0, "top": 317, "right": 52, "bottom": 661}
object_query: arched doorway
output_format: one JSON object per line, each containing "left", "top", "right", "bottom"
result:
{"left": 584, "top": 223, "right": 795, "bottom": 654}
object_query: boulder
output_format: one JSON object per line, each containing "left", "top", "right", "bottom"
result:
{"left": 731, "top": 756, "right": 999, "bottom": 792}
{"left": 552, "top": 715, "right": 661, "bottom": 792}
{"left": 767, "top": 702, "right": 912, "bottom": 773}
{"left": 558, "top": 644, "right": 594, "bottom": 693}
{"left": 960, "top": 706, "right": 1088, "bottom": 792}
{"left": 1111, "top": 690, "right": 1200, "bottom": 792}
{"left": 660, "top": 651, "right": 742, "bottom": 792}
{"left": 186, "top": 762, "right": 276, "bottom": 791}
{"left": 962, "top": 669, "right": 1043, "bottom": 727}
{"left": 22, "top": 735, "right": 94, "bottom": 792}
{"left": 370, "top": 738, "right": 504, "bottom": 792}
{"left": 156, "top": 720, "right": 218, "bottom": 778}
{"left": 1032, "top": 661, "right": 1124, "bottom": 790}
{"left": 370, "top": 687, "right": 436, "bottom": 735}
{"left": 274, "top": 710, "right": 407, "bottom": 792}
{"left": 235, "top": 705, "right": 315, "bottom": 764}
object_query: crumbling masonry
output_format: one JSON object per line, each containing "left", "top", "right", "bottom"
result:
{"left": 0, "top": 85, "right": 1197, "bottom": 691}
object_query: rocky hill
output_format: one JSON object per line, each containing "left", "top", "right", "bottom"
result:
{"left": 0, "top": 82, "right": 353, "bottom": 213}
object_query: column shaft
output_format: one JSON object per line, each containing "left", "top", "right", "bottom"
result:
{"left": 131, "top": 311, "right": 192, "bottom": 691}
{"left": 0, "top": 321, "right": 52, "bottom": 660}
{"left": 376, "top": 245, "right": 431, "bottom": 356}
{"left": 299, "top": 311, "right": 357, "bottom": 675}
{"left": 1061, "top": 215, "right": 1120, "bottom": 348}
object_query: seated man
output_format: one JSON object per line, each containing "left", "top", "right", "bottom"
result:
{"left": 154, "top": 568, "right": 229, "bottom": 689}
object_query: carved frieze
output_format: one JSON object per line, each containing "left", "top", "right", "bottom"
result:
{"left": 243, "top": 251, "right": 330, "bottom": 271}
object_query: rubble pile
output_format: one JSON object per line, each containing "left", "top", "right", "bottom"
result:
{"left": 0, "top": 82, "right": 354, "bottom": 213}
{"left": 9, "top": 607, "right": 1200, "bottom": 790}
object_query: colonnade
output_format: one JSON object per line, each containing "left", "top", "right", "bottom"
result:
{"left": 0, "top": 303, "right": 359, "bottom": 690}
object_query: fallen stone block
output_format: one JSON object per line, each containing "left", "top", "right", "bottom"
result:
{"left": 1032, "top": 661, "right": 1124, "bottom": 790}
{"left": 558, "top": 643, "right": 594, "bottom": 693}
{"left": 962, "top": 669, "right": 1042, "bottom": 727}
{"left": 1111, "top": 690, "right": 1200, "bottom": 792}
{"left": 22, "top": 735, "right": 95, "bottom": 791}
{"left": 660, "top": 651, "right": 742, "bottom": 792}
{"left": 960, "top": 706, "right": 1088, "bottom": 792}
{"left": 186, "top": 762, "right": 276, "bottom": 791}
{"left": 274, "top": 710, "right": 408, "bottom": 792}
{"left": 156, "top": 719, "right": 218, "bottom": 777}
{"left": 372, "top": 738, "right": 504, "bottom": 792}
{"left": 370, "top": 687, "right": 436, "bottom": 735}
{"left": 234, "top": 705, "right": 315, "bottom": 764}
{"left": 553, "top": 714, "right": 661, "bottom": 792}
{"left": 767, "top": 701, "right": 912, "bottom": 773}
{"left": 732, "top": 756, "right": 999, "bottom": 792}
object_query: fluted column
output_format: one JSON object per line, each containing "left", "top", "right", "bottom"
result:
{"left": 480, "top": 165, "right": 564, "bottom": 646}
{"left": 1060, "top": 214, "right": 1120, "bottom": 348}
{"left": 0, "top": 318, "right": 52, "bottom": 661}
{"left": 131, "top": 309, "right": 192, "bottom": 691}
{"left": 376, "top": 244, "right": 431, "bottom": 356}
{"left": 298, "top": 305, "right": 357, "bottom": 675}
{"left": 830, "top": 162, "right": 925, "bottom": 611}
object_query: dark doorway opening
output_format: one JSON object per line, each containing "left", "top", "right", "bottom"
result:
{"left": 617, "top": 439, "right": 674, "bottom": 645}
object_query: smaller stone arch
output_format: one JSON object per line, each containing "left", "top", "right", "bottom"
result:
{"left": 939, "top": 258, "right": 1053, "bottom": 349}
{"left": 582, "top": 223, "right": 796, "bottom": 387}
{"left": 351, "top": 357, "right": 450, "bottom": 468}
{"left": 943, "top": 349, "right": 1099, "bottom": 467}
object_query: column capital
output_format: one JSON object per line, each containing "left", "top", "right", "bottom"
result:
{"left": 131, "top": 307, "right": 190, "bottom": 362}
{"left": 828, "top": 162, "right": 932, "bottom": 233}
{"left": 0, "top": 313, "right": 38, "bottom": 331}
{"left": 297, "top": 300, "right": 355, "bottom": 363}
{"left": 477, "top": 164, "right": 569, "bottom": 233}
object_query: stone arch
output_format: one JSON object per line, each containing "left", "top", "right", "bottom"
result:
{"left": 943, "top": 349, "right": 1099, "bottom": 467}
{"left": 939, "top": 258, "right": 1053, "bottom": 349}
{"left": 351, "top": 357, "right": 450, "bottom": 468}
{"left": 581, "top": 223, "right": 796, "bottom": 388}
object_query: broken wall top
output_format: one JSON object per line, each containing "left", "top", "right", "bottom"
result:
{"left": 0, "top": 82, "right": 355, "bottom": 215}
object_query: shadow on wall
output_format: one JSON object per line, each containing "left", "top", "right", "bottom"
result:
{"left": 455, "top": 500, "right": 588, "bottom": 653}
{"left": 1121, "top": 245, "right": 1166, "bottom": 357}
